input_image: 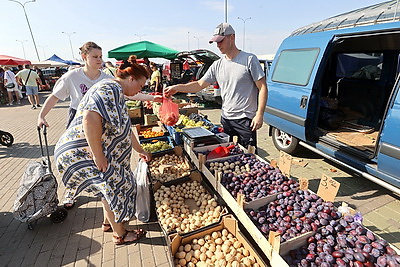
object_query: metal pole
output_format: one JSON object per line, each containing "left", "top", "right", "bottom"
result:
{"left": 188, "top": 32, "right": 190, "bottom": 51}
{"left": 16, "top": 39, "right": 28, "bottom": 59}
{"left": 9, "top": 0, "right": 40, "bottom": 61}
{"left": 62, "top": 32, "right": 76, "bottom": 60}
{"left": 237, "top": 17, "right": 251, "bottom": 50}
{"left": 134, "top": 34, "right": 146, "bottom": 41}
{"left": 38, "top": 45, "right": 47, "bottom": 59}
{"left": 225, "top": 0, "right": 228, "bottom": 23}
{"left": 193, "top": 36, "right": 203, "bottom": 49}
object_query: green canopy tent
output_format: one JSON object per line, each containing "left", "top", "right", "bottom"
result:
{"left": 108, "top": 41, "right": 179, "bottom": 60}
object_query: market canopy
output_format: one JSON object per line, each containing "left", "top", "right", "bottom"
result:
{"left": 0, "top": 55, "right": 31, "bottom": 66}
{"left": 31, "top": 59, "right": 68, "bottom": 68}
{"left": 108, "top": 41, "right": 179, "bottom": 60}
{"left": 46, "top": 54, "right": 80, "bottom": 65}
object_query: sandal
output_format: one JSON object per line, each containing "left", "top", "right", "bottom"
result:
{"left": 102, "top": 223, "right": 112, "bottom": 232}
{"left": 113, "top": 229, "right": 147, "bottom": 245}
{"left": 63, "top": 201, "right": 75, "bottom": 210}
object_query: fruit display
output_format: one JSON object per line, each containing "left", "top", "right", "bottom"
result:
{"left": 245, "top": 189, "right": 341, "bottom": 243}
{"left": 154, "top": 180, "right": 223, "bottom": 234}
{"left": 221, "top": 164, "right": 299, "bottom": 202}
{"left": 139, "top": 129, "right": 164, "bottom": 138}
{"left": 196, "top": 144, "right": 244, "bottom": 158}
{"left": 149, "top": 154, "right": 192, "bottom": 183}
{"left": 173, "top": 228, "right": 261, "bottom": 267}
{"left": 141, "top": 140, "right": 172, "bottom": 153}
{"left": 284, "top": 214, "right": 400, "bottom": 266}
{"left": 126, "top": 100, "right": 141, "bottom": 109}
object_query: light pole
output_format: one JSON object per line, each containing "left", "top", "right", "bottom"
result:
{"left": 187, "top": 32, "right": 190, "bottom": 51}
{"left": 38, "top": 45, "right": 47, "bottom": 59}
{"left": 134, "top": 34, "right": 146, "bottom": 41}
{"left": 62, "top": 31, "right": 76, "bottom": 60}
{"left": 193, "top": 36, "right": 203, "bottom": 49}
{"left": 16, "top": 39, "right": 28, "bottom": 59}
{"left": 225, "top": 0, "right": 228, "bottom": 23}
{"left": 9, "top": 0, "right": 40, "bottom": 61}
{"left": 237, "top": 16, "right": 251, "bottom": 50}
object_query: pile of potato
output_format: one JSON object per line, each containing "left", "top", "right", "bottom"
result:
{"left": 174, "top": 229, "right": 261, "bottom": 267}
{"left": 149, "top": 154, "right": 192, "bottom": 182}
{"left": 154, "top": 180, "right": 223, "bottom": 233}
{"left": 208, "top": 160, "right": 251, "bottom": 175}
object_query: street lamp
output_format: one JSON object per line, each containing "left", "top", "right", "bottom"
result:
{"left": 9, "top": 0, "right": 40, "bottom": 61}
{"left": 134, "top": 34, "right": 146, "bottom": 41}
{"left": 16, "top": 39, "right": 28, "bottom": 59}
{"left": 38, "top": 45, "right": 47, "bottom": 59}
{"left": 62, "top": 31, "right": 76, "bottom": 60}
{"left": 187, "top": 32, "right": 190, "bottom": 50}
{"left": 237, "top": 16, "right": 251, "bottom": 50}
{"left": 193, "top": 36, "right": 203, "bottom": 49}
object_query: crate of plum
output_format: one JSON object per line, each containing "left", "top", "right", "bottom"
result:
{"left": 244, "top": 189, "right": 342, "bottom": 254}
{"left": 170, "top": 215, "right": 267, "bottom": 267}
{"left": 153, "top": 171, "right": 228, "bottom": 236}
{"left": 189, "top": 143, "right": 246, "bottom": 169}
{"left": 282, "top": 213, "right": 400, "bottom": 267}
{"left": 148, "top": 146, "right": 195, "bottom": 186}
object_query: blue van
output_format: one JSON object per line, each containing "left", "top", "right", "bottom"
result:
{"left": 264, "top": 1, "right": 400, "bottom": 192}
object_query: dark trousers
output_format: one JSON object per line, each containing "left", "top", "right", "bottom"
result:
{"left": 221, "top": 117, "right": 257, "bottom": 149}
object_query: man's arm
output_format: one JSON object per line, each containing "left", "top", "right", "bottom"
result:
{"left": 164, "top": 80, "right": 210, "bottom": 97}
{"left": 251, "top": 76, "right": 268, "bottom": 131}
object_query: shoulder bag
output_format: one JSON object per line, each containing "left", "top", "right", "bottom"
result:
{"left": 5, "top": 71, "right": 15, "bottom": 89}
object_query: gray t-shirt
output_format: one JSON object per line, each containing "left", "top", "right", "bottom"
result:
{"left": 201, "top": 51, "right": 265, "bottom": 119}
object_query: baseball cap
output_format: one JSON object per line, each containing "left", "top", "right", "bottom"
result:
{"left": 209, "top": 23, "right": 235, "bottom": 44}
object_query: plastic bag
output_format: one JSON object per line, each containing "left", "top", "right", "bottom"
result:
{"left": 159, "top": 97, "right": 179, "bottom": 126}
{"left": 134, "top": 159, "right": 150, "bottom": 222}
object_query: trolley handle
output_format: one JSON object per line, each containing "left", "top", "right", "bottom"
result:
{"left": 37, "top": 125, "right": 52, "bottom": 173}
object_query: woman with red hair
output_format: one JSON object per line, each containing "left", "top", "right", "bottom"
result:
{"left": 54, "top": 55, "right": 150, "bottom": 245}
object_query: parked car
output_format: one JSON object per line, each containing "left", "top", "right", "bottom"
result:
{"left": 42, "top": 67, "right": 68, "bottom": 89}
{"left": 264, "top": 2, "right": 400, "bottom": 193}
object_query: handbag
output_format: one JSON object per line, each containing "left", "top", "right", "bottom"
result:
{"left": 5, "top": 71, "right": 15, "bottom": 89}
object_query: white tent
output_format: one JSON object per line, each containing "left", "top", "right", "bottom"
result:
{"left": 31, "top": 60, "right": 68, "bottom": 68}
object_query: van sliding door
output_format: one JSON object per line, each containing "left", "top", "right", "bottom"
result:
{"left": 264, "top": 34, "right": 334, "bottom": 140}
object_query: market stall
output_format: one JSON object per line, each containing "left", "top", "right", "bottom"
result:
{"left": 131, "top": 94, "right": 400, "bottom": 267}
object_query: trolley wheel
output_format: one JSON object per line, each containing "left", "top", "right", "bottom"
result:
{"left": 0, "top": 131, "right": 14, "bottom": 147}
{"left": 49, "top": 207, "right": 68, "bottom": 223}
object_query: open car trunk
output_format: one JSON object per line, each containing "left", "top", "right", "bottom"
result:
{"left": 315, "top": 31, "right": 400, "bottom": 159}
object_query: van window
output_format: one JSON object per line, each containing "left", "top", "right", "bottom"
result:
{"left": 271, "top": 48, "right": 319, "bottom": 86}
{"left": 336, "top": 53, "right": 383, "bottom": 80}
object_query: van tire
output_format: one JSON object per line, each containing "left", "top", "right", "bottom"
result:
{"left": 271, "top": 127, "right": 300, "bottom": 155}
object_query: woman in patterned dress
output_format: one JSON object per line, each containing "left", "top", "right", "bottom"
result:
{"left": 54, "top": 55, "right": 151, "bottom": 245}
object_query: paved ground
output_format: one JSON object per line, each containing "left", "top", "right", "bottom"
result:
{"left": 0, "top": 92, "right": 399, "bottom": 267}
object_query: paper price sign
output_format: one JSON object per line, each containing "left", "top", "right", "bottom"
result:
{"left": 317, "top": 174, "right": 340, "bottom": 202}
{"left": 299, "top": 177, "right": 309, "bottom": 190}
{"left": 279, "top": 151, "right": 292, "bottom": 177}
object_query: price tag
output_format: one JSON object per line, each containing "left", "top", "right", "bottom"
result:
{"left": 278, "top": 151, "right": 292, "bottom": 177}
{"left": 159, "top": 163, "right": 176, "bottom": 174}
{"left": 317, "top": 174, "right": 340, "bottom": 202}
{"left": 299, "top": 177, "right": 309, "bottom": 190}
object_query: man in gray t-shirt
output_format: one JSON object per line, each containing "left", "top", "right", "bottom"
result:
{"left": 164, "top": 22, "right": 268, "bottom": 148}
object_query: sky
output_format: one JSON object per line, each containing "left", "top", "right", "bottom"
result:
{"left": 1, "top": 0, "right": 382, "bottom": 64}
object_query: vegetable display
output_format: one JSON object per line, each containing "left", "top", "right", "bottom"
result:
{"left": 149, "top": 154, "right": 192, "bottom": 183}
{"left": 139, "top": 129, "right": 164, "bottom": 138}
{"left": 154, "top": 180, "right": 223, "bottom": 234}
{"left": 141, "top": 140, "right": 172, "bottom": 153}
{"left": 173, "top": 229, "right": 261, "bottom": 267}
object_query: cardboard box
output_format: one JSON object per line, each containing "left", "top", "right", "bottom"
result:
{"left": 144, "top": 114, "right": 159, "bottom": 126}
{"left": 179, "top": 106, "right": 198, "bottom": 115}
{"left": 128, "top": 107, "right": 141, "bottom": 118}
{"left": 169, "top": 215, "right": 268, "bottom": 266}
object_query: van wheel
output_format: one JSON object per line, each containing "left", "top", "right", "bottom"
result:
{"left": 271, "top": 127, "right": 300, "bottom": 155}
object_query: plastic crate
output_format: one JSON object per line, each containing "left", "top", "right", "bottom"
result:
{"left": 140, "top": 136, "right": 174, "bottom": 155}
